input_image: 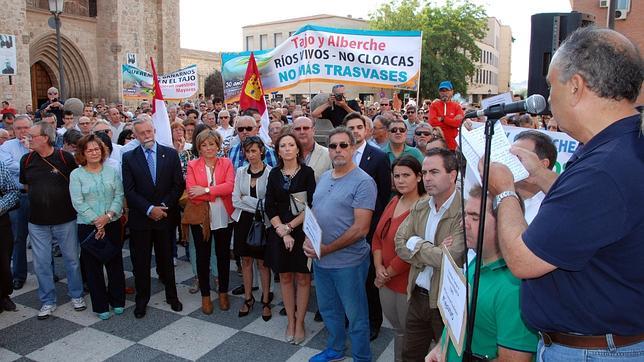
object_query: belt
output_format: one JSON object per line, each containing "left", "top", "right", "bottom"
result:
{"left": 414, "top": 285, "right": 430, "bottom": 296}
{"left": 541, "top": 332, "right": 644, "bottom": 349}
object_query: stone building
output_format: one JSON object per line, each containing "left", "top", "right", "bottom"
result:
{"left": 179, "top": 48, "right": 221, "bottom": 99}
{"left": 0, "top": 0, "right": 180, "bottom": 112}
{"left": 466, "top": 17, "right": 512, "bottom": 106}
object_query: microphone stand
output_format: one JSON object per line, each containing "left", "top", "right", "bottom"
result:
{"left": 462, "top": 117, "right": 498, "bottom": 362}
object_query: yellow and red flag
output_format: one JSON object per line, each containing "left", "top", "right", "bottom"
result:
{"left": 239, "top": 53, "right": 270, "bottom": 144}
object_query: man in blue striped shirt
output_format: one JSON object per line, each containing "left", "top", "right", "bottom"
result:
{"left": 228, "top": 115, "right": 277, "bottom": 170}
{"left": 0, "top": 160, "right": 19, "bottom": 312}
{"left": 0, "top": 115, "right": 31, "bottom": 290}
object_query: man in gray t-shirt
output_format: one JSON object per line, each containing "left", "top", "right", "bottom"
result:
{"left": 304, "top": 127, "right": 376, "bottom": 362}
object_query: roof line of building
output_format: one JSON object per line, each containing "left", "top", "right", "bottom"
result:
{"left": 242, "top": 14, "right": 366, "bottom": 28}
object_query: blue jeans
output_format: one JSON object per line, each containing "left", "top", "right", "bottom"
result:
{"left": 9, "top": 193, "right": 29, "bottom": 282}
{"left": 29, "top": 220, "right": 83, "bottom": 305}
{"left": 538, "top": 337, "right": 644, "bottom": 361}
{"left": 314, "top": 255, "right": 372, "bottom": 362}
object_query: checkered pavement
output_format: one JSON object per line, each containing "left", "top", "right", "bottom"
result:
{"left": 0, "top": 242, "right": 395, "bottom": 361}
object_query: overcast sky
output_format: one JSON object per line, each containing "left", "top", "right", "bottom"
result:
{"left": 180, "top": 0, "right": 571, "bottom": 83}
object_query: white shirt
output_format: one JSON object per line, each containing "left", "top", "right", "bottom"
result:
{"left": 110, "top": 122, "right": 125, "bottom": 143}
{"left": 407, "top": 189, "right": 457, "bottom": 290}
{"left": 523, "top": 191, "right": 545, "bottom": 225}
{"left": 206, "top": 165, "right": 231, "bottom": 230}
{"left": 353, "top": 141, "right": 367, "bottom": 166}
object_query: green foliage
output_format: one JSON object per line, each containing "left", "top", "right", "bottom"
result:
{"left": 370, "top": 0, "right": 488, "bottom": 100}
{"left": 204, "top": 70, "right": 224, "bottom": 99}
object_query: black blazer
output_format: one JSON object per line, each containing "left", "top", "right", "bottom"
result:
{"left": 122, "top": 143, "right": 185, "bottom": 230}
{"left": 359, "top": 142, "right": 392, "bottom": 239}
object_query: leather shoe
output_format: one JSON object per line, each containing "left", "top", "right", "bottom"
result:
{"left": 0, "top": 297, "right": 17, "bottom": 311}
{"left": 218, "top": 293, "right": 230, "bottom": 311}
{"left": 169, "top": 300, "right": 183, "bottom": 312}
{"left": 369, "top": 327, "right": 380, "bottom": 341}
{"left": 134, "top": 307, "right": 146, "bottom": 319}
{"left": 12, "top": 280, "right": 24, "bottom": 290}
{"left": 201, "top": 297, "right": 213, "bottom": 315}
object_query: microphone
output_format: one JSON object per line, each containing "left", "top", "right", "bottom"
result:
{"left": 465, "top": 94, "right": 547, "bottom": 119}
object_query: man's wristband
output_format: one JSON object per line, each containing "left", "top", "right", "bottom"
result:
{"left": 493, "top": 191, "right": 519, "bottom": 212}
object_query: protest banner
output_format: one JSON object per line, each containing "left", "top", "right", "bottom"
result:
{"left": 0, "top": 34, "right": 17, "bottom": 76}
{"left": 122, "top": 64, "right": 198, "bottom": 100}
{"left": 221, "top": 25, "right": 422, "bottom": 102}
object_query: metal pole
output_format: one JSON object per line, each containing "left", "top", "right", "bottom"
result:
{"left": 607, "top": 0, "right": 616, "bottom": 29}
{"left": 54, "top": 14, "right": 65, "bottom": 98}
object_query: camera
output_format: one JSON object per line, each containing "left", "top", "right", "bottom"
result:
{"left": 334, "top": 94, "right": 344, "bottom": 101}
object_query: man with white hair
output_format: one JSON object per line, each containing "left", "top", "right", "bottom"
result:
{"left": 36, "top": 87, "right": 65, "bottom": 127}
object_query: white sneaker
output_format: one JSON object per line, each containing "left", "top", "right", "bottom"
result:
{"left": 71, "top": 297, "right": 87, "bottom": 311}
{"left": 37, "top": 304, "right": 57, "bottom": 319}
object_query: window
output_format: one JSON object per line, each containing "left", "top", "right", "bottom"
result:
{"left": 245, "top": 36, "right": 254, "bottom": 51}
{"left": 260, "top": 34, "right": 268, "bottom": 50}
{"left": 274, "top": 32, "right": 283, "bottom": 47}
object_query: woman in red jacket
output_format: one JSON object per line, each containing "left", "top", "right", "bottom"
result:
{"left": 186, "top": 130, "right": 235, "bottom": 314}
{"left": 372, "top": 155, "right": 426, "bottom": 362}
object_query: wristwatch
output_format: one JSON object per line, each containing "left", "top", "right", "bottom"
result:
{"left": 204, "top": 187, "right": 210, "bottom": 194}
{"left": 493, "top": 191, "right": 519, "bottom": 212}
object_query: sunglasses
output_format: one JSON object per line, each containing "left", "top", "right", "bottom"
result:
{"left": 415, "top": 131, "right": 431, "bottom": 136}
{"left": 389, "top": 127, "right": 406, "bottom": 134}
{"left": 293, "top": 126, "right": 311, "bottom": 132}
{"left": 237, "top": 126, "right": 254, "bottom": 132}
{"left": 219, "top": 116, "right": 229, "bottom": 119}
{"left": 95, "top": 129, "right": 111, "bottom": 134}
{"left": 328, "top": 142, "right": 350, "bottom": 150}
{"left": 406, "top": 110, "right": 416, "bottom": 114}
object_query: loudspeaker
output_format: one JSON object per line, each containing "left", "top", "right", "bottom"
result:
{"left": 527, "top": 12, "right": 595, "bottom": 113}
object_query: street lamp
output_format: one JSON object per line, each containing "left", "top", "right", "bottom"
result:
{"left": 48, "top": 0, "right": 65, "bottom": 99}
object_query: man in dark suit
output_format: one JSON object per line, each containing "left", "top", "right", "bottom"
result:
{"left": 344, "top": 112, "right": 392, "bottom": 340}
{"left": 122, "top": 119, "right": 185, "bottom": 318}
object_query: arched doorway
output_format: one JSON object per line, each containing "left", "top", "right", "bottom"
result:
{"left": 30, "top": 61, "right": 55, "bottom": 109}
{"left": 29, "top": 33, "right": 93, "bottom": 102}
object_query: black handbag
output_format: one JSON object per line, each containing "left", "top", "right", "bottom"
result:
{"left": 246, "top": 199, "right": 266, "bottom": 247}
{"left": 79, "top": 229, "right": 121, "bottom": 264}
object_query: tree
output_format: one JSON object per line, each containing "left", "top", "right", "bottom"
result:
{"left": 204, "top": 70, "right": 224, "bottom": 99}
{"left": 370, "top": 0, "right": 488, "bottom": 100}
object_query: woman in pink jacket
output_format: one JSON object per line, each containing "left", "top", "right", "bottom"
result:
{"left": 186, "top": 129, "right": 235, "bottom": 314}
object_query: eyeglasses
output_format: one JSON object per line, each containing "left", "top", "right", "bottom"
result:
{"left": 237, "top": 126, "right": 254, "bottom": 132}
{"left": 328, "top": 142, "right": 350, "bottom": 150}
{"left": 293, "top": 126, "right": 311, "bottom": 132}
{"left": 95, "top": 129, "right": 111, "bottom": 134}
{"left": 48, "top": 92, "right": 58, "bottom": 95}
{"left": 389, "top": 127, "right": 406, "bottom": 134}
{"left": 219, "top": 116, "right": 229, "bottom": 119}
{"left": 380, "top": 104, "right": 389, "bottom": 107}
{"left": 415, "top": 131, "right": 431, "bottom": 136}
{"left": 85, "top": 148, "right": 102, "bottom": 154}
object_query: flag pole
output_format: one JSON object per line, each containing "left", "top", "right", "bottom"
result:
{"left": 416, "top": 31, "right": 424, "bottom": 107}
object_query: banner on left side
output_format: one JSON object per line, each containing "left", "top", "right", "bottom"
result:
{"left": 0, "top": 34, "right": 17, "bottom": 76}
{"left": 122, "top": 64, "right": 198, "bottom": 100}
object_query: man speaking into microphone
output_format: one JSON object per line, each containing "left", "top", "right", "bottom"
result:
{"left": 485, "top": 27, "right": 643, "bottom": 360}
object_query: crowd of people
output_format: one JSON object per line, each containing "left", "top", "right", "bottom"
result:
{"left": 0, "top": 26, "right": 642, "bottom": 362}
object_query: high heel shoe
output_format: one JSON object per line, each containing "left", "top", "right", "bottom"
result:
{"left": 261, "top": 299, "right": 272, "bottom": 322}
{"left": 238, "top": 296, "right": 255, "bottom": 317}
{"left": 292, "top": 324, "right": 306, "bottom": 345}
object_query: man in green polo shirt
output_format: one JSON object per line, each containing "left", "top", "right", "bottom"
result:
{"left": 382, "top": 119, "right": 424, "bottom": 165}
{"left": 427, "top": 186, "right": 537, "bottom": 362}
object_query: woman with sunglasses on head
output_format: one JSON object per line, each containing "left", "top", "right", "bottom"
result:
{"left": 185, "top": 129, "right": 235, "bottom": 314}
{"left": 232, "top": 136, "right": 273, "bottom": 320}
{"left": 372, "top": 155, "right": 425, "bottom": 362}
{"left": 265, "top": 132, "right": 316, "bottom": 345}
